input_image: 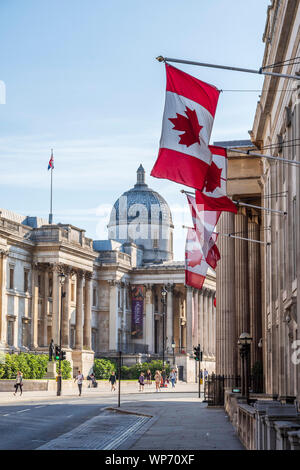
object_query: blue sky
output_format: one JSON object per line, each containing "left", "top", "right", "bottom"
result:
{"left": 0, "top": 0, "right": 270, "bottom": 259}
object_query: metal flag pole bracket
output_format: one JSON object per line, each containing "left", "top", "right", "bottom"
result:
{"left": 156, "top": 56, "right": 300, "bottom": 81}
{"left": 182, "top": 225, "right": 270, "bottom": 246}
{"left": 230, "top": 148, "right": 300, "bottom": 167}
{"left": 180, "top": 189, "right": 287, "bottom": 215}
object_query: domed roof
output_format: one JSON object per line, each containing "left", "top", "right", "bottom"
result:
{"left": 108, "top": 165, "right": 173, "bottom": 226}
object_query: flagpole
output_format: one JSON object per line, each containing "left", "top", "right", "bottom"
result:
{"left": 49, "top": 149, "right": 53, "bottom": 224}
{"left": 156, "top": 56, "right": 300, "bottom": 81}
{"left": 229, "top": 148, "right": 300, "bottom": 167}
{"left": 182, "top": 225, "right": 270, "bottom": 246}
{"left": 180, "top": 189, "right": 287, "bottom": 215}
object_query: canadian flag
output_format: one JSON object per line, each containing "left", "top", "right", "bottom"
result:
{"left": 186, "top": 193, "right": 220, "bottom": 270}
{"left": 196, "top": 145, "right": 237, "bottom": 213}
{"left": 185, "top": 228, "right": 209, "bottom": 289}
{"left": 151, "top": 64, "right": 220, "bottom": 191}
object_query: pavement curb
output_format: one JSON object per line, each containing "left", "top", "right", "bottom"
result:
{"left": 104, "top": 407, "right": 153, "bottom": 418}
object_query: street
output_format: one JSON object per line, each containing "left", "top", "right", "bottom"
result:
{"left": 0, "top": 386, "right": 244, "bottom": 450}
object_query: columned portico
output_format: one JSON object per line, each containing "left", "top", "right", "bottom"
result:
{"left": 83, "top": 272, "right": 92, "bottom": 350}
{"left": 166, "top": 284, "right": 174, "bottom": 352}
{"left": 75, "top": 270, "right": 84, "bottom": 350}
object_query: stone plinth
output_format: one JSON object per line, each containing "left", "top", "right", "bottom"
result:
{"left": 72, "top": 349, "right": 94, "bottom": 378}
{"left": 44, "top": 361, "right": 57, "bottom": 379}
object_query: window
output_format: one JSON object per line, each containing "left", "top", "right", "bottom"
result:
{"left": 7, "top": 321, "right": 13, "bottom": 346}
{"left": 154, "top": 294, "right": 158, "bottom": 312}
{"left": 92, "top": 329, "right": 97, "bottom": 352}
{"left": 49, "top": 276, "right": 53, "bottom": 297}
{"left": 38, "top": 275, "right": 42, "bottom": 295}
{"left": 9, "top": 266, "right": 14, "bottom": 289}
{"left": 92, "top": 288, "right": 97, "bottom": 307}
{"left": 153, "top": 231, "right": 159, "bottom": 249}
{"left": 24, "top": 270, "right": 29, "bottom": 293}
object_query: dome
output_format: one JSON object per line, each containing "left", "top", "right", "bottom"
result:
{"left": 108, "top": 165, "right": 174, "bottom": 264}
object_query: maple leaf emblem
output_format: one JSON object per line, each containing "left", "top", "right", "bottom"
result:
{"left": 204, "top": 161, "right": 222, "bottom": 193}
{"left": 169, "top": 106, "right": 203, "bottom": 147}
{"left": 186, "top": 250, "right": 203, "bottom": 268}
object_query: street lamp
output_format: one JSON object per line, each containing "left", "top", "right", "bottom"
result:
{"left": 161, "top": 287, "right": 167, "bottom": 368}
{"left": 57, "top": 272, "right": 66, "bottom": 396}
{"left": 171, "top": 338, "right": 175, "bottom": 365}
{"left": 238, "top": 332, "right": 252, "bottom": 404}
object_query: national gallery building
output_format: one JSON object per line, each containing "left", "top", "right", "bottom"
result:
{"left": 0, "top": 165, "right": 216, "bottom": 380}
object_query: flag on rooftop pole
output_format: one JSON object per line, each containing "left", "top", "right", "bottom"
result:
{"left": 196, "top": 145, "right": 237, "bottom": 213}
{"left": 48, "top": 149, "right": 54, "bottom": 170}
{"left": 151, "top": 63, "right": 220, "bottom": 191}
{"left": 186, "top": 193, "right": 220, "bottom": 270}
{"left": 185, "top": 228, "right": 209, "bottom": 290}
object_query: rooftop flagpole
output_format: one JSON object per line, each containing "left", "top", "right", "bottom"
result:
{"left": 156, "top": 56, "right": 300, "bottom": 81}
{"left": 48, "top": 149, "right": 54, "bottom": 224}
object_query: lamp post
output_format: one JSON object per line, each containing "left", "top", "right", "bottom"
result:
{"left": 57, "top": 272, "right": 66, "bottom": 396}
{"left": 161, "top": 287, "right": 167, "bottom": 368}
{"left": 238, "top": 332, "right": 252, "bottom": 404}
{"left": 171, "top": 338, "right": 175, "bottom": 365}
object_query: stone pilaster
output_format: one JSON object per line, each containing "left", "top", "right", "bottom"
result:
{"left": 43, "top": 267, "right": 49, "bottom": 347}
{"left": 166, "top": 284, "right": 174, "bottom": 352}
{"left": 145, "top": 284, "right": 154, "bottom": 353}
{"left": 216, "top": 211, "right": 237, "bottom": 376}
{"left": 248, "top": 213, "right": 262, "bottom": 368}
{"left": 31, "top": 264, "right": 39, "bottom": 349}
{"left": 83, "top": 272, "right": 92, "bottom": 350}
{"left": 75, "top": 270, "right": 84, "bottom": 350}
{"left": 108, "top": 280, "right": 118, "bottom": 351}
{"left": 186, "top": 287, "right": 193, "bottom": 353}
{"left": 51, "top": 265, "right": 60, "bottom": 344}
{"left": 62, "top": 269, "right": 71, "bottom": 348}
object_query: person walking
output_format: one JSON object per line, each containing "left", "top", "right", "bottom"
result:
{"left": 109, "top": 371, "right": 117, "bottom": 391}
{"left": 204, "top": 368, "right": 209, "bottom": 381}
{"left": 161, "top": 369, "right": 167, "bottom": 388}
{"left": 74, "top": 370, "right": 84, "bottom": 396}
{"left": 146, "top": 369, "right": 152, "bottom": 386}
{"left": 13, "top": 371, "right": 23, "bottom": 396}
{"left": 138, "top": 372, "right": 145, "bottom": 392}
{"left": 170, "top": 369, "right": 176, "bottom": 389}
{"left": 154, "top": 370, "right": 161, "bottom": 392}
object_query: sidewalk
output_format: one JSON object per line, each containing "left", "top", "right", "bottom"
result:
{"left": 117, "top": 397, "right": 244, "bottom": 450}
{"left": 0, "top": 382, "right": 200, "bottom": 404}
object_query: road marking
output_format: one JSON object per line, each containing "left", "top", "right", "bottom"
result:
{"left": 35, "top": 405, "right": 46, "bottom": 408}
{"left": 17, "top": 409, "right": 30, "bottom": 413}
{"left": 3, "top": 414, "right": 10, "bottom": 416}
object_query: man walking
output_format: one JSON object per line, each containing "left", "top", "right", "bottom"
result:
{"left": 74, "top": 370, "right": 84, "bottom": 396}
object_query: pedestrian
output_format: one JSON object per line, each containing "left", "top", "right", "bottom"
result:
{"left": 74, "top": 370, "right": 84, "bottom": 396}
{"left": 88, "top": 373, "right": 96, "bottom": 388}
{"left": 154, "top": 370, "right": 162, "bottom": 392}
{"left": 13, "top": 371, "right": 23, "bottom": 396}
{"left": 109, "top": 371, "right": 117, "bottom": 391}
{"left": 146, "top": 369, "right": 152, "bottom": 386}
{"left": 170, "top": 369, "right": 176, "bottom": 389}
{"left": 204, "top": 368, "right": 208, "bottom": 381}
{"left": 154, "top": 370, "right": 161, "bottom": 392}
{"left": 200, "top": 369, "right": 203, "bottom": 385}
{"left": 138, "top": 372, "right": 145, "bottom": 392}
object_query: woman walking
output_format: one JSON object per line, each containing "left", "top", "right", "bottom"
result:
{"left": 154, "top": 370, "right": 161, "bottom": 392}
{"left": 14, "top": 371, "right": 23, "bottom": 396}
{"left": 109, "top": 371, "right": 117, "bottom": 391}
{"left": 170, "top": 369, "right": 177, "bottom": 389}
{"left": 138, "top": 372, "right": 145, "bottom": 392}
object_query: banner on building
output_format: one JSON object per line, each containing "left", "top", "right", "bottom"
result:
{"left": 131, "top": 285, "right": 144, "bottom": 339}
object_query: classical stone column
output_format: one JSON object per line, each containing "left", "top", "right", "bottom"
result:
{"left": 186, "top": 287, "right": 193, "bottom": 353}
{"left": 198, "top": 291, "right": 204, "bottom": 353}
{"left": 108, "top": 280, "right": 118, "bottom": 351}
{"left": 121, "top": 283, "right": 127, "bottom": 346}
{"left": 216, "top": 211, "right": 237, "bottom": 376}
{"left": 0, "top": 249, "right": 8, "bottom": 344}
{"left": 235, "top": 207, "right": 250, "bottom": 336}
{"left": 145, "top": 284, "right": 154, "bottom": 354}
{"left": 31, "top": 265, "right": 39, "bottom": 349}
{"left": 203, "top": 290, "right": 209, "bottom": 356}
{"left": 75, "top": 270, "right": 84, "bottom": 350}
{"left": 43, "top": 268, "right": 49, "bottom": 347}
{"left": 51, "top": 265, "right": 60, "bottom": 344}
{"left": 166, "top": 284, "right": 174, "bottom": 352}
{"left": 208, "top": 291, "right": 213, "bottom": 356}
{"left": 83, "top": 272, "right": 92, "bottom": 350}
{"left": 248, "top": 213, "right": 262, "bottom": 368}
{"left": 62, "top": 270, "right": 71, "bottom": 349}
{"left": 193, "top": 289, "right": 199, "bottom": 347}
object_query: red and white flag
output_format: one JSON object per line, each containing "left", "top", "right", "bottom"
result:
{"left": 185, "top": 228, "right": 209, "bottom": 289}
{"left": 196, "top": 145, "right": 237, "bottom": 213}
{"left": 186, "top": 193, "right": 220, "bottom": 269}
{"left": 151, "top": 64, "right": 220, "bottom": 191}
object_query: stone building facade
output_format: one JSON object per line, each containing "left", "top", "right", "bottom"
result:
{"left": 215, "top": 0, "right": 300, "bottom": 408}
{"left": 0, "top": 166, "right": 216, "bottom": 380}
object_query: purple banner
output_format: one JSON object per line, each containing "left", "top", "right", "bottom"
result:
{"left": 131, "top": 286, "right": 144, "bottom": 339}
